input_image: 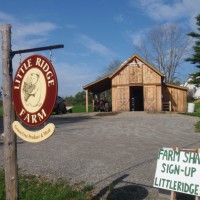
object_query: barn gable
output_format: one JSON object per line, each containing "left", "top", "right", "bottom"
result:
{"left": 110, "top": 54, "right": 164, "bottom": 80}
{"left": 110, "top": 54, "right": 164, "bottom": 112}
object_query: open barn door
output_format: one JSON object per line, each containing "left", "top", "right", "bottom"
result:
{"left": 130, "top": 86, "right": 144, "bottom": 111}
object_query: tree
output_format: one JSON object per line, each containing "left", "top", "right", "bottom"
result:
{"left": 73, "top": 91, "right": 86, "bottom": 105}
{"left": 134, "top": 24, "right": 191, "bottom": 83}
{"left": 65, "top": 95, "right": 74, "bottom": 106}
{"left": 96, "top": 59, "right": 122, "bottom": 102}
{"left": 98, "top": 59, "right": 122, "bottom": 79}
{"left": 185, "top": 14, "right": 200, "bottom": 86}
{"left": 65, "top": 91, "right": 92, "bottom": 106}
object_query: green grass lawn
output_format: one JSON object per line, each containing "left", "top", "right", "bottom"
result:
{"left": 186, "top": 102, "right": 200, "bottom": 132}
{"left": 0, "top": 169, "right": 93, "bottom": 200}
{"left": 186, "top": 102, "right": 200, "bottom": 117}
{"left": 72, "top": 105, "right": 93, "bottom": 113}
{"left": 195, "top": 102, "right": 200, "bottom": 113}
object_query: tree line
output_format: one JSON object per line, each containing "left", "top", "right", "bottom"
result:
{"left": 65, "top": 91, "right": 92, "bottom": 106}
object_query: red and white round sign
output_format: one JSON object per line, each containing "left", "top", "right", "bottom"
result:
{"left": 12, "top": 54, "right": 58, "bottom": 126}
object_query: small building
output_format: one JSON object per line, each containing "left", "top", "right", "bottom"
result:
{"left": 183, "top": 79, "right": 200, "bottom": 99}
{"left": 83, "top": 54, "right": 187, "bottom": 113}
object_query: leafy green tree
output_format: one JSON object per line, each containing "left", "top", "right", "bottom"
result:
{"left": 73, "top": 91, "right": 86, "bottom": 105}
{"left": 65, "top": 91, "right": 92, "bottom": 106}
{"left": 186, "top": 14, "right": 200, "bottom": 86}
{"left": 65, "top": 95, "right": 74, "bottom": 106}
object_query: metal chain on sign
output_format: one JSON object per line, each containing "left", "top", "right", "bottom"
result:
{"left": 49, "top": 50, "right": 53, "bottom": 63}
{"left": 19, "top": 53, "right": 22, "bottom": 65}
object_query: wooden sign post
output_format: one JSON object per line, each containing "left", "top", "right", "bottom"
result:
{"left": 1, "top": 24, "right": 64, "bottom": 200}
{"left": 1, "top": 24, "right": 18, "bottom": 200}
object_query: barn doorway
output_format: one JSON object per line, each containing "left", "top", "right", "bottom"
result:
{"left": 130, "top": 86, "right": 144, "bottom": 111}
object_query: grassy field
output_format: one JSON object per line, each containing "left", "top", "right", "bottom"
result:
{"left": 72, "top": 105, "right": 93, "bottom": 113}
{"left": 186, "top": 102, "right": 200, "bottom": 117}
{"left": 194, "top": 103, "right": 200, "bottom": 131}
{"left": 185, "top": 102, "right": 200, "bottom": 132}
{"left": 0, "top": 169, "right": 94, "bottom": 200}
{"left": 194, "top": 102, "right": 200, "bottom": 114}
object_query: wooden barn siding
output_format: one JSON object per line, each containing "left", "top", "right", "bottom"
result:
{"left": 129, "top": 63, "right": 143, "bottom": 83}
{"left": 162, "top": 86, "right": 187, "bottom": 112}
{"left": 112, "top": 61, "right": 162, "bottom": 85}
{"left": 143, "top": 64, "right": 161, "bottom": 84}
{"left": 112, "top": 65, "right": 129, "bottom": 85}
{"left": 112, "top": 60, "right": 162, "bottom": 111}
{"left": 112, "top": 86, "right": 130, "bottom": 111}
{"left": 143, "top": 85, "right": 162, "bottom": 111}
{"left": 157, "top": 86, "right": 162, "bottom": 111}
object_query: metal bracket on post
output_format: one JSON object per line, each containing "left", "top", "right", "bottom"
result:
{"left": 10, "top": 44, "right": 64, "bottom": 59}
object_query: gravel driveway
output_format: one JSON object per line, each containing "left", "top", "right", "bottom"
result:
{"left": 0, "top": 112, "right": 199, "bottom": 199}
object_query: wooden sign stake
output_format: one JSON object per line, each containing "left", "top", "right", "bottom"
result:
{"left": 195, "top": 147, "right": 200, "bottom": 200}
{"left": 170, "top": 147, "right": 200, "bottom": 200}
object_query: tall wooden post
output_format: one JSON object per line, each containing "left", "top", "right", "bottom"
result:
{"left": 92, "top": 93, "right": 95, "bottom": 112}
{"left": 86, "top": 90, "right": 88, "bottom": 113}
{"left": 1, "top": 24, "right": 18, "bottom": 200}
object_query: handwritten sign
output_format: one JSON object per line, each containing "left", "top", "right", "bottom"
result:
{"left": 153, "top": 148, "right": 200, "bottom": 196}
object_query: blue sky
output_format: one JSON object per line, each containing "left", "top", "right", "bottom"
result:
{"left": 0, "top": 0, "right": 200, "bottom": 96}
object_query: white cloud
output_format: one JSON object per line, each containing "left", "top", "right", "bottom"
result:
{"left": 0, "top": 12, "right": 15, "bottom": 22}
{"left": 114, "top": 14, "right": 124, "bottom": 23}
{"left": 0, "top": 12, "right": 58, "bottom": 90}
{"left": 65, "top": 24, "right": 78, "bottom": 29}
{"left": 125, "top": 29, "right": 147, "bottom": 47}
{"left": 132, "top": 0, "right": 200, "bottom": 29}
{"left": 14, "top": 22, "right": 57, "bottom": 38}
{"left": 53, "top": 61, "right": 98, "bottom": 96}
{"left": 0, "top": 12, "right": 57, "bottom": 50}
{"left": 77, "top": 34, "right": 115, "bottom": 58}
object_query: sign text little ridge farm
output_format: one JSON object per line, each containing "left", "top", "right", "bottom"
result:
{"left": 153, "top": 148, "right": 200, "bottom": 196}
{"left": 12, "top": 54, "right": 58, "bottom": 126}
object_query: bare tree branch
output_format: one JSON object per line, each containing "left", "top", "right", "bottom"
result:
{"left": 134, "top": 24, "right": 192, "bottom": 83}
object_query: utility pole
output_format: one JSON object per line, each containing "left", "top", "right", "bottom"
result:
{"left": 1, "top": 24, "right": 18, "bottom": 200}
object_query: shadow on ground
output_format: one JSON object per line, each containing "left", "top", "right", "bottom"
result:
{"left": 95, "top": 112, "right": 119, "bottom": 117}
{"left": 16, "top": 114, "right": 97, "bottom": 131}
{"left": 176, "top": 193, "right": 195, "bottom": 200}
{"left": 49, "top": 114, "right": 96, "bottom": 125}
{"left": 92, "top": 174, "right": 148, "bottom": 200}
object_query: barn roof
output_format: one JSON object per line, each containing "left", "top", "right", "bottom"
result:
{"left": 83, "top": 74, "right": 111, "bottom": 93}
{"left": 83, "top": 54, "right": 167, "bottom": 93}
{"left": 164, "top": 83, "right": 188, "bottom": 91}
{"left": 109, "top": 54, "right": 164, "bottom": 78}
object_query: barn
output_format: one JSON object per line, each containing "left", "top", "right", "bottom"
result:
{"left": 83, "top": 54, "right": 187, "bottom": 113}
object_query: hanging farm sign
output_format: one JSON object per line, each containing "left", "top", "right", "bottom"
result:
{"left": 12, "top": 54, "right": 58, "bottom": 142}
{"left": 153, "top": 148, "right": 200, "bottom": 196}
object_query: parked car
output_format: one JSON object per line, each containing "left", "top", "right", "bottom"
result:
{"left": 53, "top": 96, "right": 67, "bottom": 114}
